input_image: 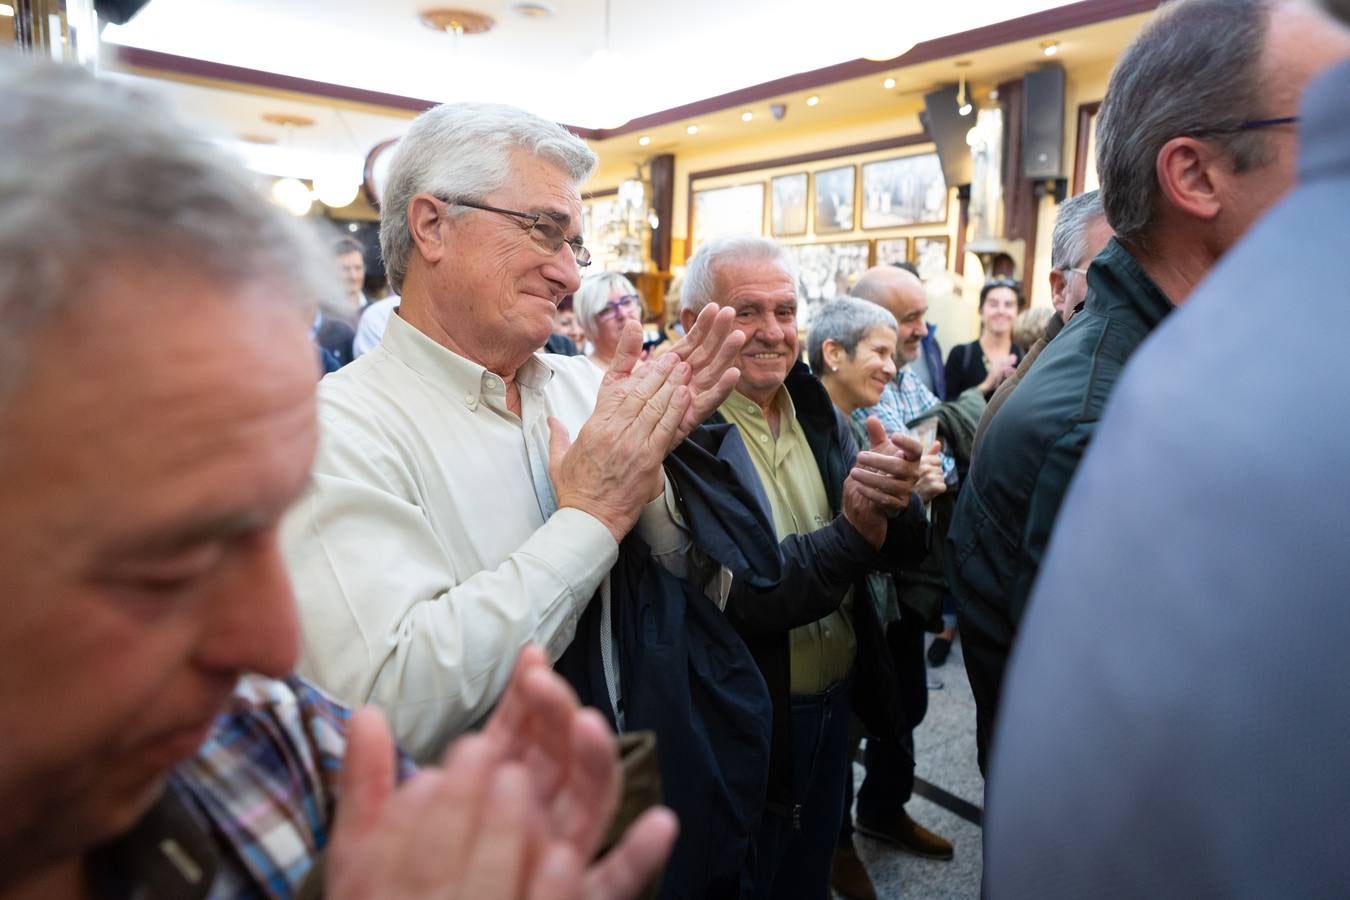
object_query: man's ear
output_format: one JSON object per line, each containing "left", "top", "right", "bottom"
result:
{"left": 679, "top": 308, "right": 696, "bottom": 333}
{"left": 407, "top": 194, "right": 449, "bottom": 267}
{"left": 1156, "top": 137, "right": 1224, "bottom": 223}
{"left": 1048, "top": 269, "right": 1068, "bottom": 312}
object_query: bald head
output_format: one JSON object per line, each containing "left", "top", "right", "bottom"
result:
{"left": 851, "top": 266, "right": 929, "bottom": 364}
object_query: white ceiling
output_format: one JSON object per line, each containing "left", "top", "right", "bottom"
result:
{"left": 102, "top": 0, "right": 1078, "bottom": 129}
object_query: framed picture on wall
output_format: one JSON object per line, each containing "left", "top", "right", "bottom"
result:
{"left": 813, "top": 165, "right": 855, "bottom": 234}
{"left": 770, "top": 172, "right": 809, "bottom": 237}
{"left": 912, "top": 236, "right": 950, "bottom": 281}
{"left": 1072, "top": 101, "right": 1102, "bottom": 197}
{"left": 875, "top": 237, "right": 911, "bottom": 267}
{"left": 784, "top": 240, "right": 871, "bottom": 324}
{"left": 691, "top": 182, "right": 765, "bottom": 251}
{"left": 861, "top": 153, "right": 948, "bottom": 229}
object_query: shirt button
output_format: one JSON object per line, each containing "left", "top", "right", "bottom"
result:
{"left": 464, "top": 393, "right": 475, "bottom": 406}
{"left": 759, "top": 434, "right": 769, "bottom": 443}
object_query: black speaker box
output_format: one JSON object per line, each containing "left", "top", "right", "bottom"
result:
{"left": 95, "top": 0, "right": 153, "bottom": 25}
{"left": 922, "top": 85, "right": 974, "bottom": 188}
{"left": 1022, "top": 64, "right": 1066, "bottom": 179}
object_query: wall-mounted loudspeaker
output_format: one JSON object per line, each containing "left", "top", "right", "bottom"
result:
{"left": 94, "top": 0, "right": 154, "bottom": 25}
{"left": 1022, "top": 64, "right": 1066, "bottom": 179}
{"left": 921, "top": 85, "right": 974, "bottom": 188}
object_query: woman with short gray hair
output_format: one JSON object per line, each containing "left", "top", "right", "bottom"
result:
{"left": 573, "top": 271, "right": 643, "bottom": 370}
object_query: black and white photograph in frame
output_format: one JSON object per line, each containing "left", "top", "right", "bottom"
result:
{"left": 861, "top": 153, "right": 949, "bottom": 229}
{"left": 913, "top": 236, "right": 950, "bottom": 281}
{"left": 812, "top": 165, "right": 855, "bottom": 234}
{"left": 875, "top": 237, "right": 911, "bottom": 267}
{"left": 784, "top": 240, "right": 871, "bottom": 327}
{"left": 770, "top": 172, "right": 809, "bottom": 237}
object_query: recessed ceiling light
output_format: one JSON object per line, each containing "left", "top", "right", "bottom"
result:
{"left": 638, "top": 135, "right": 651, "bottom": 146}
{"left": 1041, "top": 40, "right": 1060, "bottom": 57}
{"left": 806, "top": 95, "right": 820, "bottom": 107}
{"left": 511, "top": 1, "right": 555, "bottom": 18}
{"left": 0, "top": 4, "right": 14, "bottom": 16}
{"left": 882, "top": 77, "right": 896, "bottom": 90}
{"left": 741, "top": 111, "right": 754, "bottom": 122}
{"left": 686, "top": 124, "right": 699, "bottom": 135}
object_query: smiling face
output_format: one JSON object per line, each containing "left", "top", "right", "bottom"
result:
{"left": 826, "top": 325, "right": 899, "bottom": 413}
{"left": 435, "top": 149, "right": 585, "bottom": 368}
{"left": 715, "top": 256, "right": 799, "bottom": 407}
{"left": 589, "top": 282, "right": 640, "bottom": 360}
{"left": 980, "top": 286, "right": 1019, "bottom": 339}
{"left": 0, "top": 260, "right": 316, "bottom": 876}
{"left": 553, "top": 306, "right": 585, "bottom": 346}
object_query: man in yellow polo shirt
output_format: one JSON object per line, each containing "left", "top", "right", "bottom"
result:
{"left": 681, "top": 236, "right": 929, "bottom": 900}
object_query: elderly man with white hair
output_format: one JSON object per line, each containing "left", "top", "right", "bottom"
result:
{"left": 281, "top": 103, "right": 744, "bottom": 761}
{"left": 679, "top": 236, "right": 930, "bottom": 900}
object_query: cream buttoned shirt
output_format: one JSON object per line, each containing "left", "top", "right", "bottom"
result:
{"left": 282, "top": 312, "right": 691, "bottom": 760}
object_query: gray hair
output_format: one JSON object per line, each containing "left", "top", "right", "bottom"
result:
{"left": 379, "top": 102, "right": 598, "bottom": 294}
{"left": 573, "top": 271, "right": 638, "bottom": 338}
{"left": 681, "top": 236, "right": 796, "bottom": 314}
{"left": 0, "top": 53, "right": 338, "bottom": 403}
{"left": 1096, "top": 0, "right": 1274, "bottom": 248}
{"left": 1013, "top": 307, "right": 1056, "bottom": 350}
{"left": 1050, "top": 190, "right": 1106, "bottom": 270}
{"left": 805, "top": 297, "right": 897, "bottom": 374}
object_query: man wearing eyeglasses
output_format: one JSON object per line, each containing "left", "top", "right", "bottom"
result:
{"left": 281, "top": 102, "right": 745, "bottom": 763}
{"left": 947, "top": 0, "right": 1350, "bottom": 780}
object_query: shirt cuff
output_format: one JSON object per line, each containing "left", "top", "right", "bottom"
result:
{"left": 634, "top": 480, "right": 689, "bottom": 557}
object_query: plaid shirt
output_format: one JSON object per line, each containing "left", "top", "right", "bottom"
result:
{"left": 98, "top": 675, "right": 414, "bottom": 899}
{"left": 852, "top": 368, "right": 957, "bottom": 484}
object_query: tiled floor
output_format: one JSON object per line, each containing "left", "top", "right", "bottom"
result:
{"left": 836, "top": 634, "right": 984, "bottom": 900}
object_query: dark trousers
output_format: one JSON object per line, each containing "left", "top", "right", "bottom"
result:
{"left": 750, "top": 676, "right": 853, "bottom": 900}
{"left": 955, "top": 614, "right": 1008, "bottom": 777}
{"left": 840, "top": 609, "right": 929, "bottom": 842}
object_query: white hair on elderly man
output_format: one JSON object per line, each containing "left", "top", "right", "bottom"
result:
{"left": 681, "top": 236, "right": 797, "bottom": 315}
{"left": 0, "top": 53, "right": 341, "bottom": 402}
{"left": 378, "top": 102, "right": 598, "bottom": 295}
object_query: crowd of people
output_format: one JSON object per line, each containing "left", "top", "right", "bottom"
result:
{"left": 1, "top": 0, "right": 1348, "bottom": 897}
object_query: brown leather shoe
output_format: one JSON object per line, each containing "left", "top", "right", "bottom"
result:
{"left": 830, "top": 844, "right": 877, "bottom": 900}
{"left": 856, "top": 810, "right": 955, "bottom": 860}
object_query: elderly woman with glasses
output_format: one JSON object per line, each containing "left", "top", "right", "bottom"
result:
{"left": 574, "top": 271, "right": 644, "bottom": 371}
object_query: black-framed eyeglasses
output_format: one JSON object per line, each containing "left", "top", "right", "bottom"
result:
{"left": 1190, "top": 116, "right": 1301, "bottom": 137}
{"left": 437, "top": 195, "right": 591, "bottom": 268}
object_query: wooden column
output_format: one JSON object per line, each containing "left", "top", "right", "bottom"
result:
{"left": 649, "top": 153, "right": 675, "bottom": 274}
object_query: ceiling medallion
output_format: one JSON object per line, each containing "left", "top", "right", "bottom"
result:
{"left": 418, "top": 7, "right": 496, "bottom": 35}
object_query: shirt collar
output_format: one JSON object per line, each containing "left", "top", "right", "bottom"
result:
{"left": 381, "top": 312, "right": 556, "bottom": 403}
{"left": 723, "top": 385, "right": 794, "bottom": 422}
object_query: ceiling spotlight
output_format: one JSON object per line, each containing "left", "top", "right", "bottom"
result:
{"left": 956, "top": 64, "right": 973, "bottom": 117}
{"left": 741, "top": 111, "right": 754, "bottom": 122}
{"left": 418, "top": 7, "right": 497, "bottom": 35}
{"left": 806, "top": 95, "right": 820, "bottom": 107}
{"left": 686, "top": 124, "right": 699, "bottom": 135}
{"left": 511, "top": 1, "right": 556, "bottom": 18}
{"left": 883, "top": 77, "right": 896, "bottom": 90}
{"left": 638, "top": 135, "right": 651, "bottom": 146}
{"left": 347, "top": 223, "right": 360, "bottom": 232}
{"left": 1042, "top": 40, "right": 1060, "bottom": 57}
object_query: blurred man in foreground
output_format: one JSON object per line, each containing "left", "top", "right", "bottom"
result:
{"left": 0, "top": 55, "right": 673, "bottom": 900}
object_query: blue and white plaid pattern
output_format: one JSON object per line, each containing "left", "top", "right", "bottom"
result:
{"left": 170, "top": 675, "right": 415, "bottom": 898}
{"left": 852, "top": 369, "right": 957, "bottom": 484}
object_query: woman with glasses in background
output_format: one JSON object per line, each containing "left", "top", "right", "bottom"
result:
{"left": 574, "top": 271, "right": 644, "bottom": 372}
{"left": 944, "top": 278, "right": 1028, "bottom": 401}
